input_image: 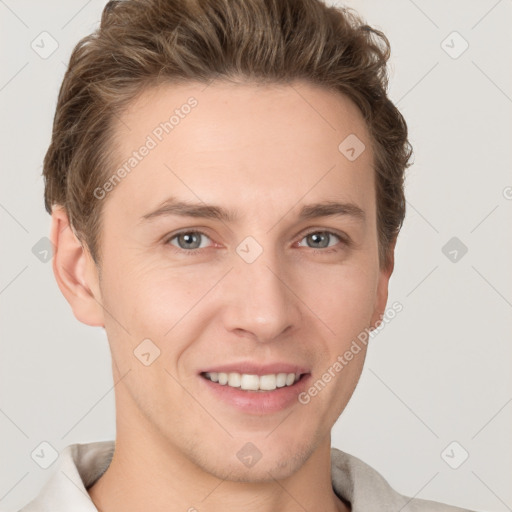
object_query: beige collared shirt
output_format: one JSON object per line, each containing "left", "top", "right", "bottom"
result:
{"left": 18, "top": 440, "right": 476, "bottom": 511}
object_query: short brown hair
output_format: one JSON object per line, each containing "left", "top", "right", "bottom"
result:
{"left": 43, "top": 0, "right": 412, "bottom": 269}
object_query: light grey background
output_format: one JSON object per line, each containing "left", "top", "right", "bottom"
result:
{"left": 1, "top": 1, "right": 511, "bottom": 511}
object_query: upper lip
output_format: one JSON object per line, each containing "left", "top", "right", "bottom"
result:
{"left": 199, "top": 362, "right": 310, "bottom": 376}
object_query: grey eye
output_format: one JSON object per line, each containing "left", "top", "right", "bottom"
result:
{"left": 169, "top": 231, "right": 209, "bottom": 250}
{"left": 300, "top": 231, "right": 341, "bottom": 249}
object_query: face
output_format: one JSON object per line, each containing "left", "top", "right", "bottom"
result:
{"left": 79, "top": 80, "right": 392, "bottom": 481}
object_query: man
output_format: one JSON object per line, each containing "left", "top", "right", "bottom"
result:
{"left": 19, "top": 0, "right": 477, "bottom": 510}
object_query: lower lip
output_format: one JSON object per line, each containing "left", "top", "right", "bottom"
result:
{"left": 199, "top": 374, "right": 311, "bottom": 414}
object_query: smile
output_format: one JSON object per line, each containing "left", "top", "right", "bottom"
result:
{"left": 201, "top": 371, "right": 302, "bottom": 391}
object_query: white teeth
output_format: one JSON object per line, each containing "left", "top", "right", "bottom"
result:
{"left": 204, "top": 372, "right": 299, "bottom": 391}
{"left": 228, "top": 372, "right": 241, "bottom": 387}
{"left": 276, "top": 373, "right": 287, "bottom": 387}
{"left": 285, "top": 373, "right": 295, "bottom": 386}
{"left": 241, "top": 374, "right": 260, "bottom": 390}
{"left": 259, "top": 374, "right": 277, "bottom": 391}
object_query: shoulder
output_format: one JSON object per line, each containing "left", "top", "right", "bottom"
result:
{"left": 330, "top": 447, "right": 477, "bottom": 512}
{"left": 17, "top": 440, "right": 115, "bottom": 512}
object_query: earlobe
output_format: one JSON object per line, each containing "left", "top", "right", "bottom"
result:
{"left": 50, "top": 205, "right": 105, "bottom": 327}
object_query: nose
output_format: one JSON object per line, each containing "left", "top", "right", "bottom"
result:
{"left": 220, "top": 247, "right": 301, "bottom": 343}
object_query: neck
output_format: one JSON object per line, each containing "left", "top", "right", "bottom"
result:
{"left": 87, "top": 424, "right": 349, "bottom": 512}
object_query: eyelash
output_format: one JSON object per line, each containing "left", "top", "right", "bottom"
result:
{"left": 164, "top": 229, "right": 349, "bottom": 256}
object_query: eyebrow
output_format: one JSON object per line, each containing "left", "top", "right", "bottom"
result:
{"left": 140, "top": 197, "right": 366, "bottom": 224}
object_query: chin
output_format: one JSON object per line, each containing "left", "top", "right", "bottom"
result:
{"left": 191, "top": 437, "right": 318, "bottom": 483}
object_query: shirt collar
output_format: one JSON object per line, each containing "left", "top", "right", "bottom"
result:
{"left": 20, "top": 440, "right": 405, "bottom": 511}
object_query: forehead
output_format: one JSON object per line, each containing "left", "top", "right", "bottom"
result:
{"left": 105, "top": 80, "right": 375, "bottom": 220}
{"left": 114, "top": 79, "right": 370, "bottom": 151}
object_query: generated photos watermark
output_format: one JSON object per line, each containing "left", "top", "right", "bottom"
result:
{"left": 93, "top": 96, "right": 198, "bottom": 200}
{"left": 298, "top": 300, "right": 403, "bottom": 405}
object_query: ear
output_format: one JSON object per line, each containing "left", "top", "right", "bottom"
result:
{"left": 50, "top": 205, "right": 105, "bottom": 327}
{"left": 369, "top": 237, "right": 396, "bottom": 329}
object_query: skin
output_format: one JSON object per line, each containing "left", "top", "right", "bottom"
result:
{"left": 51, "top": 80, "right": 395, "bottom": 512}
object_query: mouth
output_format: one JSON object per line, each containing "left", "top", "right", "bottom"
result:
{"left": 197, "top": 362, "right": 312, "bottom": 413}
{"left": 200, "top": 371, "right": 307, "bottom": 392}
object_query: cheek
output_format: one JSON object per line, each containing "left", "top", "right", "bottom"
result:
{"left": 101, "top": 251, "right": 192, "bottom": 319}
{"left": 297, "top": 260, "right": 378, "bottom": 340}
{"left": 99, "top": 259, "right": 220, "bottom": 363}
